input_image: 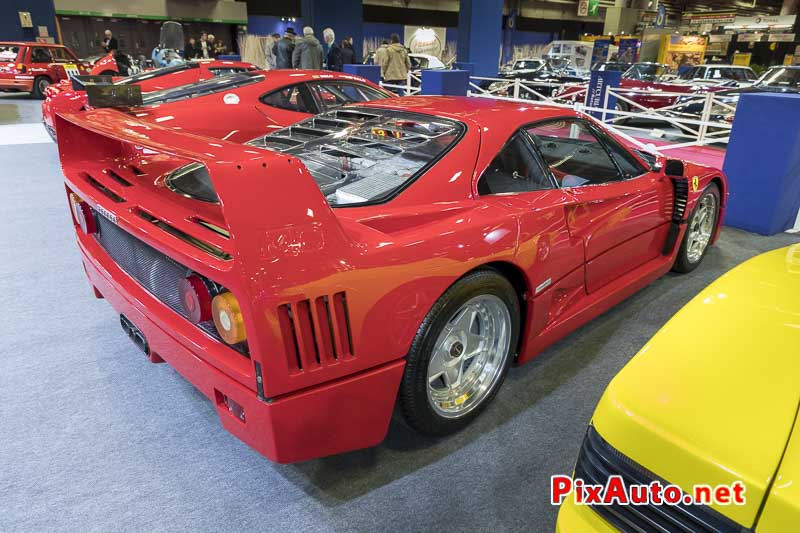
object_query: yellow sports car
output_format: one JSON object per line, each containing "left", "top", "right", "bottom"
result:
{"left": 556, "top": 244, "right": 800, "bottom": 532}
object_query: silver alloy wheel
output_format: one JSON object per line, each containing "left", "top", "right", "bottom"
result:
{"left": 426, "top": 294, "right": 512, "bottom": 419}
{"left": 686, "top": 193, "right": 717, "bottom": 263}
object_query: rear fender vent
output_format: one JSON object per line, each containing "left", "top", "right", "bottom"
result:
{"left": 278, "top": 292, "right": 354, "bottom": 374}
{"left": 83, "top": 173, "right": 125, "bottom": 203}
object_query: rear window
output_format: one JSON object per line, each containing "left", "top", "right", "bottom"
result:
{"left": 141, "top": 71, "right": 264, "bottom": 105}
{"left": 0, "top": 44, "right": 21, "bottom": 61}
{"left": 246, "top": 108, "right": 464, "bottom": 206}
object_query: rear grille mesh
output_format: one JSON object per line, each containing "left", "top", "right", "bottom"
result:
{"left": 574, "top": 426, "right": 742, "bottom": 533}
{"left": 278, "top": 292, "right": 354, "bottom": 373}
{"left": 92, "top": 210, "right": 248, "bottom": 357}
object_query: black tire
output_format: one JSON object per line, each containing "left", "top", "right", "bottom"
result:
{"left": 399, "top": 268, "right": 520, "bottom": 436}
{"left": 615, "top": 100, "right": 630, "bottom": 125}
{"left": 673, "top": 183, "right": 720, "bottom": 273}
{"left": 31, "top": 76, "right": 51, "bottom": 99}
{"left": 99, "top": 70, "right": 116, "bottom": 76}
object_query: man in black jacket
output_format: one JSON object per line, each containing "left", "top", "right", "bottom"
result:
{"left": 273, "top": 28, "right": 296, "bottom": 69}
{"left": 184, "top": 37, "right": 197, "bottom": 60}
{"left": 341, "top": 36, "right": 357, "bottom": 65}
{"left": 102, "top": 30, "right": 118, "bottom": 53}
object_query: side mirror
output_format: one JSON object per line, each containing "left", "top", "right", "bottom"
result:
{"left": 663, "top": 159, "right": 684, "bottom": 178}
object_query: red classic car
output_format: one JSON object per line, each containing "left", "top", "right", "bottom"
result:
{"left": 557, "top": 63, "right": 731, "bottom": 114}
{"left": 56, "top": 96, "right": 727, "bottom": 462}
{"left": 0, "top": 41, "right": 90, "bottom": 98}
{"left": 42, "top": 60, "right": 258, "bottom": 139}
{"left": 46, "top": 70, "right": 392, "bottom": 143}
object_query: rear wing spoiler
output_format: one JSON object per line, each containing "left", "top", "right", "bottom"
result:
{"left": 71, "top": 75, "right": 113, "bottom": 91}
{"left": 85, "top": 84, "right": 143, "bottom": 108}
{"left": 55, "top": 108, "right": 350, "bottom": 277}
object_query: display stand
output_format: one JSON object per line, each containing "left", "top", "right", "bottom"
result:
{"left": 420, "top": 69, "right": 470, "bottom": 96}
{"left": 722, "top": 92, "right": 800, "bottom": 235}
{"left": 343, "top": 64, "right": 380, "bottom": 85}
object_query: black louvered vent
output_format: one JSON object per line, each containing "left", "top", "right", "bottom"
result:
{"left": 671, "top": 177, "right": 689, "bottom": 222}
{"left": 574, "top": 426, "right": 743, "bottom": 533}
{"left": 278, "top": 292, "right": 354, "bottom": 374}
{"left": 662, "top": 177, "right": 689, "bottom": 255}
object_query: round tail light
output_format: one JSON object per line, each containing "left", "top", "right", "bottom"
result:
{"left": 178, "top": 274, "right": 213, "bottom": 324}
{"left": 70, "top": 193, "right": 97, "bottom": 235}
{"left": 212, "top": 292, "right": 246, "bottom": 345}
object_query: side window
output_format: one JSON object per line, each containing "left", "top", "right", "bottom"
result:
{"left": 260, "top": 84, "right": 312, "bottom": 113}
{"left": 527, "top": 119, "right": 622, "bottom": 187}
{"left": 596, "top": 131, "right": 647, "bottom": 179}
{"left": 477, "top": 133, "right": 554, "bottom": 195}
{"left": 31, "top": 47, "right": 53, "bottom": 63}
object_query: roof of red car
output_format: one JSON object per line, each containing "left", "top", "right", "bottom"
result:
{"left": 257, "top": 69, "right": 381, "bottom": 85}
{"left": 356, "top": 95, "right": 581, "bottom": 126}
{"left": 0, "top": 41, "right": 67, "bottom": 47}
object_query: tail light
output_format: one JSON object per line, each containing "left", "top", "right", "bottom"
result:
{"left": 69, "top": 193, "right": 97, "bottom": 234}
{"left": 16, "top": 63, "right": 26, "bottom": 73}
{"left": 178, "top": 274, "right": 213, "bottom": 323}
{"left": 212, "top": 292, "right": 246, "bottom": 345}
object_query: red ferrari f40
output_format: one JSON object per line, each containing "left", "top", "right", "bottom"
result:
{"left": 56, "top": 96, "right": 727, "bottom": 462}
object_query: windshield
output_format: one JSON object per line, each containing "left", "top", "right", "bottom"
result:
{"left": 593, "top": 62, "right": 629, "bottom": 72}
{"left": 680, "top": 67, "right": 755, "bottom": 81}
{"left": 513, "top": 60, "right": 543, "bottom": 71}
{"left": 141, "top": 72, "right": 264, "bottom": 105}
{"left": 624, "top": 63, "right": 668, "bottom": 81}
{"left": 756, "top": 67, "right": 800, "bottom": 89}
{"left": 246, "top": 108, "right": 464, "bottom": 206}
{"left": 0, "top": 44, "right": 21, "bottom": 61}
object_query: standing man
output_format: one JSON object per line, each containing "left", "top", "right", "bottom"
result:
{"left": 374, "top": 40, "right": 389, "bottom": 78}
{"left": 273, "top": 28, "right": 296, "bottom": 69}
{"left": 207, "top": 34, "right": 217, "bottom": 59}
{"left": 199, "top": 31, "right": 210, "bottom": 59}
{"left": 341, "top": 36, "right": 357, "bottom": 65}
{"left": 102, "top": 30, "right": 118, "bottom": 53}
{"left": 292, "top": 27, "right": 323, "bottom": 70}
{"left": 323, "top": 28, "right": 343, "bottom": 71}
{"left": 381, "top": 34, "right": 410, "bottom": 92}
{"left": 184, "top": 37, "right": 197, "bottom": 60}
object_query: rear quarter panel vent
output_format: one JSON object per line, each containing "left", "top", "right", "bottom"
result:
{"left": 278, "top": 292, "right": 354, "bottom": 374}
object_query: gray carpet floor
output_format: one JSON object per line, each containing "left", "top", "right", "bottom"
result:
{"left": 1, "top": 98, "right": 798, "bottom": 532}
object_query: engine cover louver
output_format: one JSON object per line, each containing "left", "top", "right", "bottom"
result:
{"left": 278, "top": 292, "right": 354, "bottom": 374}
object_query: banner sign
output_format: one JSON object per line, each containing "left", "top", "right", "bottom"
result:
{"left": 585, "top": 70, "right": 622, "bottom": 119}
{"left": 591, "top": 39, "right": 610, "bottom": 65}
{"left": 578, "top": 0, "right": 589, "bottom": 17}
{"left": 682, "top": 11, "right": 736, "bottom": 26}
{"left": 588, "top": 0, "right": 600, "bottom": 17}
{"left": 618, "top": 38, "right": 640, "bottom": 62}
{"left": 725, "top": 15, "right": 796, "bottom": 30}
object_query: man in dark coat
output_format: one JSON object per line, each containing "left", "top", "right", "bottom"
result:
{"left": 184, "top": 37, "right": 197, "bottom": 59}
{"left": 340, "top": 36, "right": 357, "bottom": 65}
{"left": 292, "top": 27, "right": 323, "bottom": 70}
{"left": 102, "top": 30, "right": 118, "bottom": 53}
{"left": 273, "top": 28, "right": 296, "bottom": 69}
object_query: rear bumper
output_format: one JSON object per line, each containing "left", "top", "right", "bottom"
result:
{"left": 0, "top": 74, "right": 33, "bottom": 91}
{"left": 78, "top": 231, "right": 405, "bottom": 463}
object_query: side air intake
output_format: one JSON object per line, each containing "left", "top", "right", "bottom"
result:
{"left": 278, "top": 292, "right": 354, "bottom": 374}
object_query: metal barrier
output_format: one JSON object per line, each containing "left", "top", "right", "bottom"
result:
{"left": 380, "top": 71, "right": 422, "bottom": 95}
{"left": 466, "top": 75, "right": 734, "bottom": 152}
